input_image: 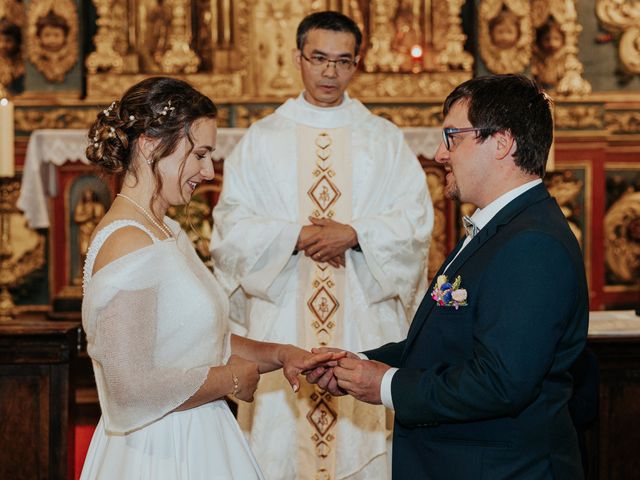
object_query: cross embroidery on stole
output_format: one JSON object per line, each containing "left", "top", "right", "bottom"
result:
{"left": 296, "top": 126, "right": 352, "bottom": 480}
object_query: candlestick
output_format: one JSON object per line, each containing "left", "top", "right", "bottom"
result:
{"left": 0, "top": 98, "right": 15, "bottom": 178}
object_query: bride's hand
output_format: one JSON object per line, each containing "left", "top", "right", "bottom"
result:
{"left": 278, "top": 345, "right": 346, "bottom": 393}
{"left": 227, "top": 355, "right": 260, "bottom": 402}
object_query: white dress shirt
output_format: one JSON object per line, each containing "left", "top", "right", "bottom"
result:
{"left": 379, "top": 179, "right": 543, "bottom": 410}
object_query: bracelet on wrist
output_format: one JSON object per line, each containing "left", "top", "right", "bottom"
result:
{"left": 229, "top": 367, "right": 240, "bottom": 397}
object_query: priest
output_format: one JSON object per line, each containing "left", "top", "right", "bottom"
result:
{"left": 211, "top": 11, "right": 433, "bottom": 480}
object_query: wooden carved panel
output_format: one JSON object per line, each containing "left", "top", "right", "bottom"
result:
{"left": 603, "top": 166, "right": 640, "bottom": 291}
{"left": 26, "top": 0, "right": 79, "bottom": 83}
{"left": 545, "top": 164, "right": 591, "bottom": 283}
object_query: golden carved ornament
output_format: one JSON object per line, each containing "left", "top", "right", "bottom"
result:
{"left": 0, "top": 1, "right": 25, "bottom": 88}
{"left": 604, "top": 110, "right": 640, "bottom": 134}
{"left": 619, "top": 27, "right": 640, "bottom": 74}
{"left": 85, "top": 0, "right": 127, "bottom": 74}
{"left": 596, "top": 0, "right": 640, "bottom": 32}
{"left": 545, "top": 170, "right": 584, "bottom": 247}
{"left": 234, "top": 106, "right": 277, "bottom": 128}
{"left": 86, "top": 73, "right": 243, "bottom": 102}
{"left": 231, "top": 0, "right": 252, "bottom": 73}
{"left": 437, "top": 0, "right": 474, "bottom": 71}
{"left": 214, "top": 107, "right": 230, "bottom": 128}
{"left": 26, "top": 0, "right": 79, "bottom": 83}
{"left": 350, "top": 71, "right": 471, "bottom": 100}
{"left": 554, "top": 105, "right": 603, "bottom": 130}
{"left": 250, "top": 1, "right": 306, "bottom": 97}
{"left": 604, "top": 190, "right": 640, "bottom": 284}
{"left": 370, "top": 106, "right": 442, "bottom": 127}
{"left": 0, "top": 179, "right": 46, "bottom": 321}
{"left": 532, "top": 0, "right": 590, "bottom": 96}
{"left": 160, "top": 0, "right": 200, "bottom": 74}
{"left": 15, "top": 108, "right": 98, "bottom": 131}
{"left": 0, "top": 0, "right": 23, "bottom": 24}
{"left": 365, "top": 1, "right": 399, "bottom": 72}
{"left": 479, "top": 0, "right": 532, "bottom": 74}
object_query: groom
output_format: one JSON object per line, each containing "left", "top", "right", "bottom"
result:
{"left": 307, "top": 74, "right": 589, "bottom": 479}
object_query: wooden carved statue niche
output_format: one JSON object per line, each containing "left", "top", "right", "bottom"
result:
{"left": 0, "top": 0, "right": 24, "bottom": 91}
{"left": 531, "top": 0, "right": 590, "bottom": 96}
{"left": 26, "top": 0, "right": 78, "bottom": 83}
{"left": 478, "top": 0, "right": 532, "bottom": 74}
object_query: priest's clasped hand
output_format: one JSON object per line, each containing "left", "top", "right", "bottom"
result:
{"left": 296, "top": 217, "right": 358, "bottom": 266}
{"left": 305, "top": 347, "right": 391, "bottom": 405}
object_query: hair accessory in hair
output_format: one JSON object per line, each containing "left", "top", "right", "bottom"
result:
{"left": 159, "top": 100, "right": 175, "bottom": 117}
{"left": 129, "top": 114, "right": 135, "bottom": 121}
{"left": 103, "top": 101, "right": 116, "bottom": 116}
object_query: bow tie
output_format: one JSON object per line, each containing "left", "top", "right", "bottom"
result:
{"left": 462, "top": 215, "right": 479, "bottom": 238}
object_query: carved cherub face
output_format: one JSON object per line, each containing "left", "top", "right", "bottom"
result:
{"left": 490, "top": 11, "right": 520, "bottom": 49}
{"left": 0, "top": 20, "right": 21, "bottom": 58}
{"left": 0, "top": 33, "right": 16, "bottom": 57}
{"left": 38, "top": 25, "right": 67, "bottom": 53}
{"left": 539, "top": 24, "right": 564, "bottom": 55}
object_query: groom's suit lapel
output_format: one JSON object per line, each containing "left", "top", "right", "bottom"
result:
{"left": 402, "top": 184, "right": 551, "bottom": 360}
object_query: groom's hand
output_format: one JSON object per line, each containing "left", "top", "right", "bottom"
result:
{"left": 305, "top": 347, "right": 359, "bottom": 396}
{"left": 333, "top": 357, "right": 390, "bottom": 405}
{"left": 279, "top": 345, "right": 346, "bottom": 393}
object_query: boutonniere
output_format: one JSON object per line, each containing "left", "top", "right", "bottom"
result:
{"left": 431, "top": 275, "right": 468, "bottom": 309}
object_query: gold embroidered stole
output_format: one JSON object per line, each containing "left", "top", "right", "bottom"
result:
{"left": 296, "top": 125, "right": 352, "bottom": 480}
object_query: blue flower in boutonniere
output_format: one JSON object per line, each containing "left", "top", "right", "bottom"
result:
{"left": 431, "top": 274, "right": 468, "bottom": 309}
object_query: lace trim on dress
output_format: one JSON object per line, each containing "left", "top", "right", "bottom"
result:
{"left": 82, "top": 219, "right": 159, "bottom": 294}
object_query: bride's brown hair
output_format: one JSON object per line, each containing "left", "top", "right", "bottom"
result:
{"left": 86, "top": 76, "right": 217, "bottom": 209}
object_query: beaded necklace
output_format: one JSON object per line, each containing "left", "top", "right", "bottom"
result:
{"left": 117, "top": 193, "right": 173, "bottom": 239}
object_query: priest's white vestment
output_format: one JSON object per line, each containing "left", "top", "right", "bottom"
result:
{"left": 211, "top": 93, "right": 434, "bottom": 480}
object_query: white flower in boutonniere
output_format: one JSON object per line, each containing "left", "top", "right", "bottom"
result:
{"left": 431, "top": 275, "right": 468, "bottom": 309}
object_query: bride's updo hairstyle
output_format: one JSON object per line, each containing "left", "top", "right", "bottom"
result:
{"left": 86, "top": 77, "right": 217, "bottom": 183}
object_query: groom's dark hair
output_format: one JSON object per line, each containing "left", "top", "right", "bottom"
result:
{"left": 296, "top": 11, "right": 362, "bottom": 56}
{"left": 443, "top": 74, "right": 553, "bottom": 178}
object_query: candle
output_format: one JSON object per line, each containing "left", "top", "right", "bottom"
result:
{"left": 410, "top": 44, "right": 423, "bottom": 74}
{"left": 0, "top": 97, "right": 14, "bottom": 177}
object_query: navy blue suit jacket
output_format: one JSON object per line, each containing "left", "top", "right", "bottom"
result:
{"left": 365, "top": 184, "right": 588, "bottom": 480}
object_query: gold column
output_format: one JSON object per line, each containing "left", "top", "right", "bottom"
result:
{"left": 0, "top": 178, "right": 17, "bottom": 321}
{"left": 161, "top": 0, "right": 201, "bottom": 73}
{"left": 86, "top": 0, "right": 125, "bottom": 74}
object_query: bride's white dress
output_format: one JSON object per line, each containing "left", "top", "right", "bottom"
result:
{"left": 80, "top": 218, "right": 264, "bottom": 479}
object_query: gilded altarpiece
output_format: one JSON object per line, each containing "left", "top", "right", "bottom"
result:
{"left": 84, "top": 0, "right": 472, "bottom": 101}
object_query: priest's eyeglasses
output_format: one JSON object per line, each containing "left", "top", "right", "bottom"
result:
{"left": 442, "top": 127, "right": 483, "bottom": 151}
{"left": 300, "top": 53, "right": 357, "bottom": 72}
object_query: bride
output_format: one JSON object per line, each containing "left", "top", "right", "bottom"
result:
{"left": 80, "top": 77, "right": 338, "bottom": 479}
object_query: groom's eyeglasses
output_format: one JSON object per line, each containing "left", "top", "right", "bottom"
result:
{"left": 442, "top": 127, "right": 484, "bottom": 151}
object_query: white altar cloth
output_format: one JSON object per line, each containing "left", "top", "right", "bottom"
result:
{"left": 588, "top": 310, "right": 640, "bottom": 337}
